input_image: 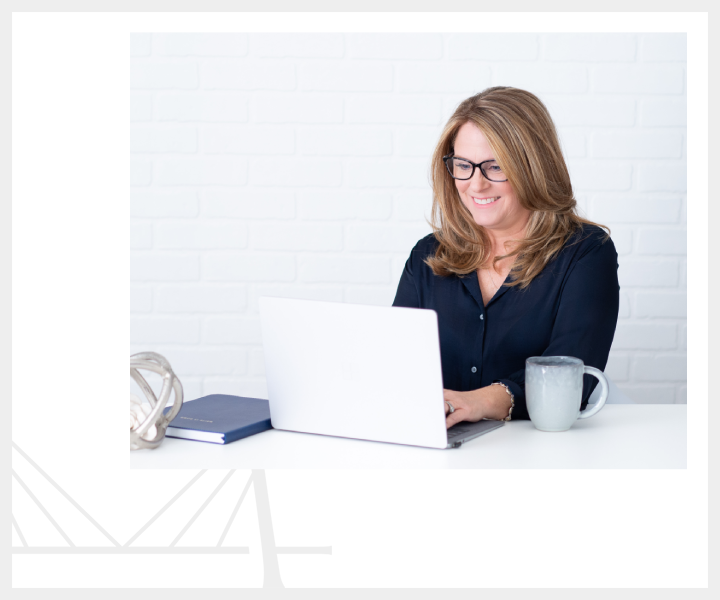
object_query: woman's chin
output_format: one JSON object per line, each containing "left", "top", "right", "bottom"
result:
{"left": 471, "top": 214, "right": 501, "bottom": 229}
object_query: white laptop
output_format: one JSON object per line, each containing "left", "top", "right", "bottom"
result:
{"left": 259, "top": 297, "right": 504, "bottom": 449}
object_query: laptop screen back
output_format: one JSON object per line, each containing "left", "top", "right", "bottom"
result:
{"left": 259, "top": 297, "right": 448, "bottom": 449}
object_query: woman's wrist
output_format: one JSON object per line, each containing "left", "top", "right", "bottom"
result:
{"left": 479, "top": 383, "right": 514, "bottom": 421}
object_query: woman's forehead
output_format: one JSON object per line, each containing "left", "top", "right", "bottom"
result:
{"left": 453, "top": 122, "right": 494, "bottom": 160}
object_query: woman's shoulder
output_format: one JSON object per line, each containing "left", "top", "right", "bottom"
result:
{"left": 566, "top": 223, "right": 613, "bottom": 249}
{"left": 408, "top": 232, "right": 440, "bottom": 257}
{"left": 563, "top": 223, "right": 617, "bottom": 262}
{"left": 401, "top": 232, "right": 441, "bottom": 279}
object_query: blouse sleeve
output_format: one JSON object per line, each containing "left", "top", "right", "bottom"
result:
{"left": 496, "top": 238, "right": 620, "bottom": 420}
{"left": 392, "top": 252, "right": 421, "bottom": 309}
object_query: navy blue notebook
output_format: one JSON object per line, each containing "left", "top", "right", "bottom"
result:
{"left": 164, "top": 394, "right": 272, "bottom": 445}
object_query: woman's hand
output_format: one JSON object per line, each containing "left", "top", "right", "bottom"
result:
{"left": 443, "top": 389, "right": 484, "bottom": 428}
{"left": 444, "top": 385, "right": 512, "bottom": 428}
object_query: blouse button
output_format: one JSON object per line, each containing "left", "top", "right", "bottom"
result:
{"left": 471, "top": 366, "right": 477, "bottom": 373}
{"left": 479, "top": 314, "right": 484, "bottom": 320}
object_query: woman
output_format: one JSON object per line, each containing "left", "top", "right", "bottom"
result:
{"left": 392, "top": 87, "right": 619, "bottom": 427}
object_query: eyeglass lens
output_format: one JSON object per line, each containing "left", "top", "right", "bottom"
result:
{"left": 447, "top": 158, "right": 507, "bottom": 182}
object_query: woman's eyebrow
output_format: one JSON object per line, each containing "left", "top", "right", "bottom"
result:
{"left": 452, "top": 154, "right": 495, "bottom": 163}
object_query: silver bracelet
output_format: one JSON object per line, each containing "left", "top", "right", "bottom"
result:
{"left": 490, "top": 382, "right": 515, "bottom": 421}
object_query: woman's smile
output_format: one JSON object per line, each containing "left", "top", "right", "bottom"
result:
{"left": 470, "top": 195, "right": 500, "bottom": 207}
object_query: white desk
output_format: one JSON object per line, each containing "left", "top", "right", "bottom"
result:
{"left": 130, "top": 405, "right": 686, "bottom": 470}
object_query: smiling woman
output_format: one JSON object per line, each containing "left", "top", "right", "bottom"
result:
{"left": 447, "top": 122, "right": 532, "bottom": 258}
{"left": 393, "top": 87, "right": 620, "bottom": 427}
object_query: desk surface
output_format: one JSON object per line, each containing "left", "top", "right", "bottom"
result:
{"left": 130, "top": 405, "right": 687, "bottom": 470}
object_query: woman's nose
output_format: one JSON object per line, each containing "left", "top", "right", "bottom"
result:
{"left": 469, "top": 167, "right": 491, "bottom": 189}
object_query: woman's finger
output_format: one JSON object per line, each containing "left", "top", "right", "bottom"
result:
{"left": 445, "top": 410, "right": 465, "bottom": 429}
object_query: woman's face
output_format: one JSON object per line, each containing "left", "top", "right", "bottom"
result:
{"left": 452, "top": 122, "right": 531, "bottom": 236}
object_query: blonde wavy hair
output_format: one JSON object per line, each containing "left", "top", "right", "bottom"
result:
{"left": 426, "top": 86, "right": 609, "bottom": 289}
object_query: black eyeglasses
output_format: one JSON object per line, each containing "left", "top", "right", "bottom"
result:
{"left": 442, "top": 154, "right": 508, "bottom": 182}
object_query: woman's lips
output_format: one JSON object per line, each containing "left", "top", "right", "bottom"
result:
{"left": 471, "top": 196, "right": 500, "bottom": 206}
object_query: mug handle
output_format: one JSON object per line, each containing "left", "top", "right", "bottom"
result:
{"left": 577, "top": 366, "right": 609, "bottom": 419}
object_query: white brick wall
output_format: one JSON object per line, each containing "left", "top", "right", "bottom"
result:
{"left": 251, "top": 33, "right": 344, "bottom": 59}
{"left": 155, "top": 93, "right": 249, "bottom": 122}
{"left": 156, "top": 33, "right": 249, "bottom": 57}
{"left": 203, "top": 60, "right": 296, "bottom": 90}
{"left": 544, "top": 34, "right": 636, "bottom": 62}
{"left": 131, "top": 33, "right": 687, "bottom": 404}
{"left": 154, "top": 158, "right": 248, "bottom": 186}
{"left": 131, "top": 190, "right": 199, "bottom": 218}
{"left": 349, "top": 33, "right": 443, "bottom": 60}
{"left": 448, "top": 33, "right": 538, "bottom": 61}
{"left": 300, "top": 62, "right": 392, "bottom": 92}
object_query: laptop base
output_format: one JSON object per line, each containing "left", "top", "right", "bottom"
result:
{"left": 446, "top": 419, "right": 505, "bottom": 448}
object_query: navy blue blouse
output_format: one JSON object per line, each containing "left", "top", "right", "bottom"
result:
{"left": 392, "top": 225, "right": 619, "bottom": 420}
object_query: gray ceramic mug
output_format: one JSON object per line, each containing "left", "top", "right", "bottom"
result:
{"left": 525, "top": 356, "right": 609, "bottom": 432}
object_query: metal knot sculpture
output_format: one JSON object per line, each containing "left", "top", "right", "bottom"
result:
{"left": 130, "top": 352, "right": 184, "bottom": 450}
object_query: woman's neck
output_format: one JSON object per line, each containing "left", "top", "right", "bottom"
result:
{"left": 485, "top": 223, "right": 527, "bottom": 259}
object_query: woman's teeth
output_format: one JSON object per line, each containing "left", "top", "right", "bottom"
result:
{"left": 473, "top": 196, "right": 499, "bottom": 205}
